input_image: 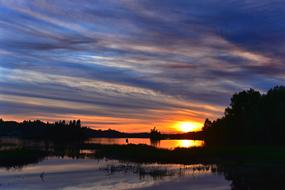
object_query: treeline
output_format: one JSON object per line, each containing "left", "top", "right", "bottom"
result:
{"left": 0, "top": 119, "right": 205, "bottom": 141}
{"left": 202, "top": 86, "right": 285, "bottom": 146}
{"left": 89, "top": 129, "right": 149, "bottom": 138}
{"left": 0, "top": 119, "right": 89, "bottom": 141}
{"left": 0, "top": 119, "right": 153, "bottom": 140}
{"left": 149, "top": 127, "right": 204, "bottom": 140}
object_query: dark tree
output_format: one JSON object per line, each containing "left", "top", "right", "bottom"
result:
{"left": 0, "top": 119, "right": 89, "bottom": 141}
{"left": 150, "top": 127, "right": 161, "bottom": 140}
{"left": 203, "top": 86, "right": 285, "bottom": 146}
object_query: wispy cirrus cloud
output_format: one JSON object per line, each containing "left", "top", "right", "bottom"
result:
{"left": 0, "top": 0, "right": 284, "bottom": 132}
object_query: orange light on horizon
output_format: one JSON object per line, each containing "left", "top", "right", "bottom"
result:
{"left": 2, "top": 114, "right": 206, "bottom": 133}
{"left": 177, "top": 140, "right": 204, "bottom": 148}
{"left": 175, "top": 121, "right": 202, "bottom": 133}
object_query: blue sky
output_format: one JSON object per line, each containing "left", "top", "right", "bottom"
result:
{"left": 0, "top": 0, "right": 285, "bottom": 132}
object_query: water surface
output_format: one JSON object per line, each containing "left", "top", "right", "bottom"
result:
{"left": 0, "top": 137, "right": 228, "bottom": 190}
{"left": 86, "top": 138, "right": 204, "bottom": 149}
{"left": 1, "top": 138, "right": 285, "bottom": 190}
{"left": 0, "top": 157, "right": 229, "bottom": 190}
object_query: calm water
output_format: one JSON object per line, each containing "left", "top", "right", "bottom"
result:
{"left": 1, "top": 138, "right": 285, "bottom": 189}
{"left": 0, "top": 137, "right": 229, "bottom": 190}
{"left": 0, "top": 158, "right": 229, "bottom": 190}
{"left": 86, "top": 138, "right": 205, "bottom": 149}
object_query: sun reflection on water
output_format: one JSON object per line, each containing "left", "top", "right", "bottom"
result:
{"left": 86, "top": 138, "right": 205, "bottom": 149}
{"left": 176, "top": 140, "right": 204, "bottom": 148}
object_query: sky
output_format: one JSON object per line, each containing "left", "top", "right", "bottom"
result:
{"left": 0, "top": 0, "right": 285, "bottom": 132}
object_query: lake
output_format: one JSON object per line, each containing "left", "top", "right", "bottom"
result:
{"left": 0, "top": 158, "right": 230, "bottom": 190}
{"left": 85, "top": 138, "right": 205, "bottom": 149}
{"left": 1, "top": 137, "right": 285, "bottom": 190}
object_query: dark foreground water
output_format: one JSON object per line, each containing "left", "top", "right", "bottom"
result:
{"left": 1, "top": 137, "right": 285, "bottom": 190}
{"left": 0, "top": 158, "right": 229, "bottom": 190}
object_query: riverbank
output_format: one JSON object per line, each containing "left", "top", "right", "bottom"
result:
{"left": 2, "top": 141, "right": 285, "bottom": 166}
{"left": 86, "top": 144, "right": 285, "bottom": 165}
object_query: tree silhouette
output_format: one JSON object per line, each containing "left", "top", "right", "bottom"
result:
{"left": 0, "top": 119, "right": 87, "bottom": 141}
{"left": 150, "top": 127, "right": 161, "bottom": 140}
{"left": 203, "top": 86, "right": 285, "bottom": 146}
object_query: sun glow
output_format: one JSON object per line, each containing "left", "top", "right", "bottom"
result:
{"left": 176, "top": 121, "right": 202, "bottom": 132}
{"left": 178, "top": 140, "right": 204, "bottom": 148}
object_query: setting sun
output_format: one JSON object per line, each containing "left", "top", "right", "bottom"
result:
{"left": 176, "top": 121, "right": 202, "bottom": 132}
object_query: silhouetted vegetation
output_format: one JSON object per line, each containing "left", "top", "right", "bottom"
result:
{"left": 3, "top": 139, "right": 285, "bottom": 167}
{"left": 3, "top": 141, "right": 285, "bottom": 168}
{"left": 202, "top": 86, "right": 285, "bottom": 146}
{"left": 0, "top": 119, "right": 89, "bottom": 141}
{"left": 88, "top": 129, "right": 150, "bottom": 138}
{"left": 150, "top": 127, "right": 161, "bottom": 140}
{"left": 0, "top": 118, "right": 205, "bottom": 143}
{"left": 0, "top": 119, "right": 161, "bottom": 140}
{"left": 89, "top": 144, "right": 285, "bottom": 165}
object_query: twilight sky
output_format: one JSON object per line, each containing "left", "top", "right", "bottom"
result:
{"left": 0, "top": 0, "right": 285, "bottom": 132}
